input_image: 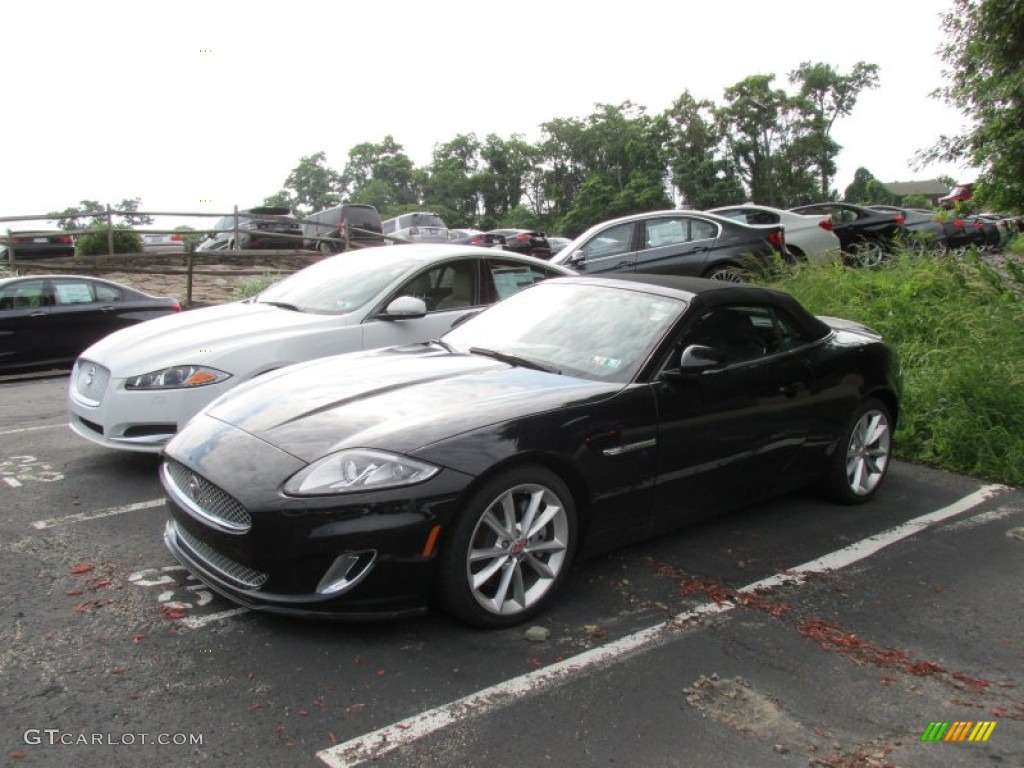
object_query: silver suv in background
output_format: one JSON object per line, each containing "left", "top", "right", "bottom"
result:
{"left": 382, "top": 212, "right": 449, "bottom": 244}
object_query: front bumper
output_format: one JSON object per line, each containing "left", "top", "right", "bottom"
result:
{"left": 161, "top": 415, "right": 474, "bottom": 618}
{"left": 67, "top": 359, "right": 234, "bottom": 453}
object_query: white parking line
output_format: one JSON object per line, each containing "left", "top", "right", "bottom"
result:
{"left": 316, "top": 483, "right": 1007, "bottom": 768}
{"left": 0, "top": 423, "right": 67, "bottom": 436}
{"left": 31, "top": 498, "right": 165, "bottom": 530}
{"left": 182, "top": 608, "right": 250, "bottom": 628}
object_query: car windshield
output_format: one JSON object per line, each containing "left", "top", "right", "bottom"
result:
{"left": 443, "top": 281, "right": 685, "bottom": 383}
{"left": 255, "top": 251, "right": 421, "bottom": 314}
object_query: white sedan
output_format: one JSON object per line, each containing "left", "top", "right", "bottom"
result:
{"left": 68, "top": 244, "right": 572, "bottom": 452}
{"left": 707, "top": 203, "right": 841, "bottom": 263}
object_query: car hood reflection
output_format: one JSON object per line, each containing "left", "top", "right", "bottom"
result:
{"left": 205, "top": 346, "right": 619, "bottom": 462}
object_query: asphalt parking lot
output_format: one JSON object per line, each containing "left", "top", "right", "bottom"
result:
{"left": 1, "top": 371, "right": 1022, "bottom": 767}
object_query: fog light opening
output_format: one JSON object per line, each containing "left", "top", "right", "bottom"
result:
{"left": 315, "top": 550, "right": 377, "bottom": 596}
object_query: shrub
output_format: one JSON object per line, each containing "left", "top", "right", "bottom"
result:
{"left": 233, "top": 272, "right": 282, "bottom": 299}
{"left": 762, "top": 247, "right": 1024, "bottom": 485}
{"left": 75, "top": 224, "right": 143, "bottom": 256}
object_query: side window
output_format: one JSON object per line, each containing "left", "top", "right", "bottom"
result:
{"left": 0, "top": 280, "right": 49, "bottom": 310}
{"left": 94, "top": 283, "right": 122, "bottom": 302}
{"left": 54, "top": 280, "right": 96, "bottom": 305}
{"left": 681, "top": 305, "right": 772, "bottom": 365}
{"left": 393, "top": 260, "right": 478, "bottom": 311}
{"left": 689, "top": 218, "right": 718, "bottom": 241}
{"left": 486, "top": 259, "right": 559, "bottom": 300}
{"left": 644, "top": 218, "right": 687, "bottom": 248}
{"left": 581, "top": 222, "right": 634, "bottom": 260}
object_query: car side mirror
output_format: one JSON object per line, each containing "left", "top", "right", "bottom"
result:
{"left": 662, "top": 344, "right": 724, "bottom": 382}
{"left": 568, "top": 250, "right": 585, "bottom": 265}
{"left": 381, "top": 296, "right": 427, "bottom": 320}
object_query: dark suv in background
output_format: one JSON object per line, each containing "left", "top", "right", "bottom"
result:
{"left": 302, "top": 204, "right": 384, "bottom": 254}
{"left": 197, "top": 206, "right": 303, "bottom": 251}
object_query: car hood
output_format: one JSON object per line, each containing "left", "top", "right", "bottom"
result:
{"left": 79, "top": 301, "right": 355, "bottom": 374}
{"left": 203, "top": 346, "right": 619, "bottom": 463}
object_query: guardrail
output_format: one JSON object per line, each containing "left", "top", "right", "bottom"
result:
{"left": 0, "top": 205, "right": 401, "bottom": 261}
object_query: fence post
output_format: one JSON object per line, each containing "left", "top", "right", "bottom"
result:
{"left": 233, "top": 205, "right": 240, "bottom": 251}
{"left": 5, "top": 228, "right": 14, "bottom": 265}
{"left": 186, "top": 251, "right": 194, "bottom": 307}
{"left": 106, "top": 204, "right": 115, "bottom": 256}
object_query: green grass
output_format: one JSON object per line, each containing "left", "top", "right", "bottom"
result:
{"left": 762, "top": 241, "right": 1024, "bottom": 486}
{"left": 233, "top": 272, "right": 282, "bottom": 299}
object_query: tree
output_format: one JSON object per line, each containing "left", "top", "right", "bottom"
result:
{"left": 844, "top": 167, "right": 876, "bottom": 203}
{"left": 48, "top": 198, "right": 152, "bottom": 231}
{"left": 921, "top": 0, "right": 1024, "bottom": 211}
{"left": 663, "top": 91, "right": 745, "bottom": 209}
{"left": 276, "top": 152, "right": 342, "bottom": 216}
{"left": 341, "top": 137, "right": 420, "bottom": 210}
{"left": 718, "top": 75, "right": 790, "bottom": 206}
{"left": 422, "top": 134, "right": 481, "bottom": 226}
{"left": 789, "top": 62, "right": 880, "bottom": 198}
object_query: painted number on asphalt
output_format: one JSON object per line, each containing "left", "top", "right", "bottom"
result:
{"left": 0, "top": 455, "right": 64, "bottom": 488}
{"left": 128, "top": 565, "right": 214, "bottom": 610}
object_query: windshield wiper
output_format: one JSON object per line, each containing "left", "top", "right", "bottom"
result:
{"left": 469, "top": 347, "right": 561, "bottom": 375}
{"left": 258, "top": 300, "right": 301, "bottom": 311}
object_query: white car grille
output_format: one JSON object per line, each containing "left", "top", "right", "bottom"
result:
{"left": 72, "top": 360, "right": 110, "bottom": 406}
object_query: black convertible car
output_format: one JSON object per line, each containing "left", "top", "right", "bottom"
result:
{"left": 161, "top": 275, "right": 899, "bottom": 627}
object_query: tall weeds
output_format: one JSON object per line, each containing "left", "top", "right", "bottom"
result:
{"left": 764, "top": 243, "right": 1024, "bottom": 485}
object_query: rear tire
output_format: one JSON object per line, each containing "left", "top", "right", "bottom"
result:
{"left": 847, "top": 239, "right": 885, "bottom": 267}
{"left": 435, "top": 465, "right": 577, "bottom": 628}
{"left": 704, "top": 264, "right": 745, "bottom": 282}
{"left": 819, "top": 398, "right": 893, "bottom": 504}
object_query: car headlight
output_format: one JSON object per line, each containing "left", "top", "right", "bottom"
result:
{"left": 124, "top": 366, "right": 231, "bottom": 390}
{"left": 284, "top": 449, "right": 439, "bottom": 495}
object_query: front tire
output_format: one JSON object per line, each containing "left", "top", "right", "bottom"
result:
{"left": 436, "top": 465, "right": 577, "bottom": 628}
{"left": 704, "top": 264, "right": 745, "bottom": 282}
{"left": 819, "top": 398, "right": 893, "bottom": 504}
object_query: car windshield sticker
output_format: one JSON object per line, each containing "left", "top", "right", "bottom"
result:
{"left": 591, "top": 356, "right": 622, "bottom": 369}
{"left": 492, "top": 267, "right": 538, "bottom": 299}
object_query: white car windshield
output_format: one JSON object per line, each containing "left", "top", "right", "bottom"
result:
{"left": 256, "top": 252, "right": 421, "bottom": 314}
{"left": 443, "top": 281, "right": 685, "bottom": 383}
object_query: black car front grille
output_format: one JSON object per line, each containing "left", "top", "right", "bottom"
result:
{"left": 163, "top": 460, "right": 252, "bottom": 532}
{"left": 173, "top": 521, "right": 267, "bottom": 589}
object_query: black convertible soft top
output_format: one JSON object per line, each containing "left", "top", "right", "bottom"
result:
{"left": 556, "top": 273, "right": 833, "bottom": 340}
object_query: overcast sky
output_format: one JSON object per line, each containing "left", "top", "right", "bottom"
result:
{"left": 1, "top": 0, "right": 973, "bottom": 230}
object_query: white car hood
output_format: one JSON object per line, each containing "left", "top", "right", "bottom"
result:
{"left": 78, "top": 301, "right": 357, "bottom": 375}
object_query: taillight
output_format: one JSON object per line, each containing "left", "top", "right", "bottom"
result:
{"left": 170, "top": 301, "right": 181, "bottom": 312}
{"left": 470, "top": 236, "right": 483, "bottom": 243}
{"left": 952, "top": 218, "right": 965, "bottom": 230}
{"left": 818, "top": 217, "right": 833, "bottom": 231}
{"left": 767, "top": 229, "right": 785, "bottom": 248}
{"left": 171, "top": 233, "right": 183, "bottom": 241}
{"left": 58, "top": 235, "right": 73, "bottom": 244}
{"left": 894, "top": 214, "right": 905, "bottom": 226}
{"left": 514, "top": 233, "right": 530, "bottom": 242}
{"left": 974, "top": 220, "right": 984, "bottom": 231}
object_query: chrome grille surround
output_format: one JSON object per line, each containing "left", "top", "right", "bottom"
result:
{"left": 71, "top": 359, "right": 111, "bottom": 406}
{"left": 163, "top": 460, "right": 251, "bottom": 532}
{"left": 171, "top": 521, "right": 268, "bottom": 589}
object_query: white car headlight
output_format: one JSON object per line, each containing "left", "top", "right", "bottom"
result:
{"left": 284, "top": 449, "right": 439, "bottom": 495}
{"left": 124, "top": 366, "right": 231, "bottom": 390}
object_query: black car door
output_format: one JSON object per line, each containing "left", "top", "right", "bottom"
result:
{"left": 48, "top": 278, "right": 126, "bottom": 359}
{"left": 0, "top": 279, "right": 52, "bottom": 369}
{"left": 648, "top": 304, "right": 820, "bottom": 531}
{"left": 633, "top": 216, "right": 720, "bottom": 276}
{"left": 566, "top": 221, "right": 639, "bottom": 274}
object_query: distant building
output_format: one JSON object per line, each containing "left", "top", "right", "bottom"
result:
{"left": 880, "top": 180, "right": 952, "bottom": 206}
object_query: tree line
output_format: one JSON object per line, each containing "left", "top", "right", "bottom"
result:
{"left": 262, "top": 62, "right": 883, "bottom": 237}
